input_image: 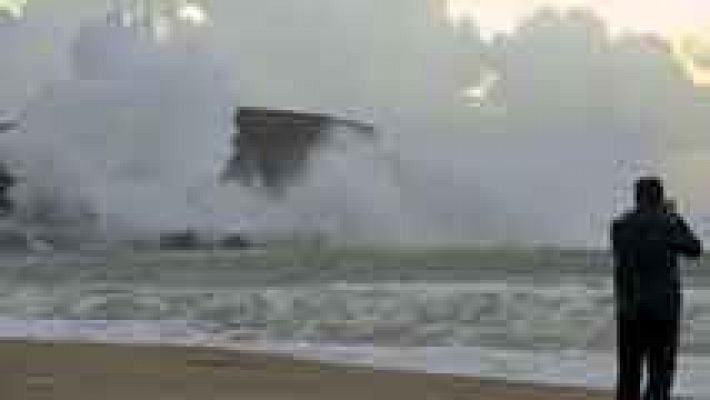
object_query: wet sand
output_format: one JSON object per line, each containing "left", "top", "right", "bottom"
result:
{"left": 0, "top": 340, "right": 613, "bottom": 399}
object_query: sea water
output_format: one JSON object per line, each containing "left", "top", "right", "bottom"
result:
{"left": 0, "top": 247, "right": 708, "bottom": 397}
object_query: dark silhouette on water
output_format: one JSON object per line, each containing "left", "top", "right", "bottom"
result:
{"left": 221, "top": 107, "right": 374, "bottom": 193}
{"left": 0, "top": 166, "right": 16, "bottom": 215}
{"left": 611, "top": 177, "right": 703, "bottom": 400}
{"left": 0, "top": 117, "right": 19, "bottom": 215}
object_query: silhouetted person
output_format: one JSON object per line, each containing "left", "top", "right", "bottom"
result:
{"left": 611, "top": 177, "right": 703, "bottom": 400}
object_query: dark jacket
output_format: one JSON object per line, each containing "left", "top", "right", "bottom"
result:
{"left": 611, "top": 209, "right": 702, "bottom": 320}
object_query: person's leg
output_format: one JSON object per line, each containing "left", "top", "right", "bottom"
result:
{"left": 618, "top": 314, "right": 643, "bottom": 400}
{"left": 644, "top": 317, "right": 679, "bottom": 400}
{"left": 641, "top": 318, "right": 658, "bottom": 400}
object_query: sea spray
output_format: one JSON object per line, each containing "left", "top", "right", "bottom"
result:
{"left": 4, "top": 19, "right": 235, "bottom": 241}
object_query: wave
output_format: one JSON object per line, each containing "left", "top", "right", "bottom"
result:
{"left": 2, "top": 274, "right": 710, "bottom": 352}
{"left": 1, "top": 319, "right": 709, "bottom": 398}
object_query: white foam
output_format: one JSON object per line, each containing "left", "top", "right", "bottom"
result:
{"left": 0, "top": 319, "right": 709, "bottom": 399}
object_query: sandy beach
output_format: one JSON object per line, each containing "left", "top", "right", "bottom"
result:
{"left": 0, "top": 340, "right": 614, "bottom": 400}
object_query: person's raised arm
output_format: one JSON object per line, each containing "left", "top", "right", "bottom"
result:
{"left": 668, "top": 215, "right": 703, "bottom": 258}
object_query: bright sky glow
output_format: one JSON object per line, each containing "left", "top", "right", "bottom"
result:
{"left": 671, "top": 28, "right": 710, "bottom": 87}
{"left": 176, "top": 3, "right": 208, "bottom": 26}
{"left": 444, "top": 0, "right": 710, "bottom": 86}
{"left": 461, "top": 69, "right": 499, "bottom": 107}
{"left": 0, "top": 0, "right": 27, "bottom": 19}
{"left": 444, "top": 0, "right": 707, "bottom": 39}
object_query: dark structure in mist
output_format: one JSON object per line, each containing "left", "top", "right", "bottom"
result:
{"left": 0, "top": 118, "right": 19, "bottom": 215}
{"left": 222, "top": 107, "right": 375, "bottom": 191}
{"left": 159, "top": 108, "right": 376, "bottom": 249}
{"left": 158, "top": 229, "right": 253, "bottom": 250}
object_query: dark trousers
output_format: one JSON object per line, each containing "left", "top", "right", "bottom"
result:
{"left": 616, "top": 312, "right": 680, "bottom": 400}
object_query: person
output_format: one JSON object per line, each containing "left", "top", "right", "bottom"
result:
{"left": 611, "top": 176, "right": 703, "bottom": 400}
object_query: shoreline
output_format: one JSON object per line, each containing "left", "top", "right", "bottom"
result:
{"left": 0, "top": 339, "right": 614, "bottom": 399}
{"left": 0, "top": 318, "right": 705, "bottom": 398}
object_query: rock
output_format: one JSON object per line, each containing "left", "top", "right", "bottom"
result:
{"left": 219, "top": 234, "right": 252, "bottom": 249}
{"left": 221, "top": 107, "right": 374, "bottom": 192}
{"left": 159, "top": 229, "right": 205, "bottom": 249}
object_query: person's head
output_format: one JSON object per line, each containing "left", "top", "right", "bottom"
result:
{"left": 635, "top": 176, "right": 665, "bottom": 210}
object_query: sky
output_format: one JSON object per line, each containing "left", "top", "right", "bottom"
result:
{"left": 1, "top": 0, "right": 710, "bottom": 245}
{"left": 444, "top": 0, "right": 710, "bottom": 86}
{"left": 2, "top": 0, "right": 709, "bottom": 103}
{"left": 446, "top": 0, "right": 709, "bottom": 39}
